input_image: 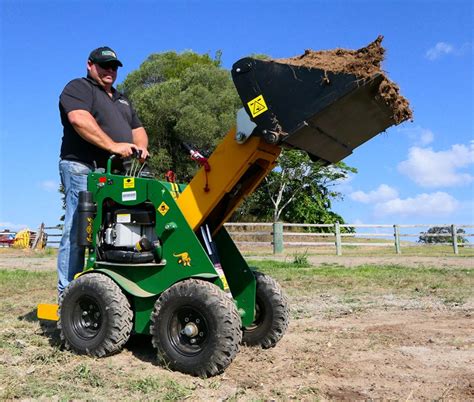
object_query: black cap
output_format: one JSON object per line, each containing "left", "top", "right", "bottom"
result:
{"left": 88, "top": 46, "right": 123, "bottom": 67}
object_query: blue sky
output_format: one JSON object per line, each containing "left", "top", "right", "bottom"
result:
{"left": 0, "top": 0, "right": 472, "bottom": 232}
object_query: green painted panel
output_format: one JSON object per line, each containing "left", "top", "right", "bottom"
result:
{"left": 133, "top": 296, "right": 157, "bottom": 334}
{"left": 214, "top": 227, "right": 256, "bottom": 327}
{"left": 92, "top": 268, "right": 157, "bottom": 297}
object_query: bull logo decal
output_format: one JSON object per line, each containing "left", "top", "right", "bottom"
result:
{"left": 173, "top": 252, "right": 191, "bottom": 267}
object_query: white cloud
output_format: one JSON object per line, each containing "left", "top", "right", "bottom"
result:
{"left": 397, "top": 125, "right": 434, "bottom": 146}
{"left": 398, "top": 143, "right": 474, "bottom": 187}
{"left": 418, "top": 129, "right": 434, "bottom": 146}
{"left": 425, "top": 41, "right": 473, "bottom": 60}
{"left": 38, "top": 180, "right": 59, "bottom": 192}
{"left": 425, "top": 42, "right": 454, "bottom": 60}
{"left": 0, "top": 221, "right": 29, "bottom": 231}
{"left": 373, "top": 192, "right": 459, "bottom": 217}
{"left": 350, "top": 184, "right": 398, "bottom": 204}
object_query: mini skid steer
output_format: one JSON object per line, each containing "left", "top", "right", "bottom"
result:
{"left": 38, "top": 54, "right": 410, "bottom": 377}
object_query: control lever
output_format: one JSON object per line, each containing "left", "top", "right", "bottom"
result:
{"left": 123, "top": 149, "right": 148, "bottom": 177}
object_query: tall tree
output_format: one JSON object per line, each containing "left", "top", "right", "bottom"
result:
{"left": 233, "top": 149, "right": 356, "bottom": 226}
{"left": 119, "top": 51, "right": 241, "bottom": 180}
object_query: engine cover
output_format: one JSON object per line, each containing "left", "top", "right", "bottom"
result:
{"left": 105, "top": 223, "right": 155, "bottom": 248}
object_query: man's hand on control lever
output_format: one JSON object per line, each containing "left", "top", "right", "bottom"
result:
{"left": 135, "top": 146, "right": 149, "bottom": 162}
{"left": 110, "top": 142, "right": 138, "bottom": 158}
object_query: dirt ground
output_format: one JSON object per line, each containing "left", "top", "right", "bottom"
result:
{"left": 1, "top": 249, "right": 473, "bottom": 400}
{"left": 1, "top": 248, "right": 472, "bottom": 270}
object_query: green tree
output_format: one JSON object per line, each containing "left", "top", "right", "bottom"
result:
{"left": 418, "top": 226, "right": 468, "bottom": 244}
{"left": 233, "top": 149, "right": 356, "bottom": 227}
{"left": 119, "top": 51, "right": 241, "bottom": 180}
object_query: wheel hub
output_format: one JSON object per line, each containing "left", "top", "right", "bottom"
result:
{"left": 168, "top": 307, "right": 209, "bottom": 356}
{"left": 183, "top": 322, "right": 199, "bottom": 337}
{"left": 72, "top": 296, "right": 103, "bottom": 339}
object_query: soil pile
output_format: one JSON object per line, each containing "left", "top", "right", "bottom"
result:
{"left": 276, "top": 36, "right": 413, "bottom": 124}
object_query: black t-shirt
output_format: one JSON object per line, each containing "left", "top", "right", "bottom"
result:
{"left": 59, "top": 77, "right": 142, "bottom": 168}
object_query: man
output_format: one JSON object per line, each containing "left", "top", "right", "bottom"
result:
{"left": 58, "top": 46, "right": 149, "bottom": 297}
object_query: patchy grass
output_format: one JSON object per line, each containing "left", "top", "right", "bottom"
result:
{"left": 248, "top": 260, "right": 474, "bottom": 303}
{"left": 0, "top": 258, "right": 473, "bottom": 400}
{"left": 240, "top": 243, "right": 474, "bottom": 257}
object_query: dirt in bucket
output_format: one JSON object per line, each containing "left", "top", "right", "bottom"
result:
{"left": 275, "top": 36, "right": 413, "bottom": 124}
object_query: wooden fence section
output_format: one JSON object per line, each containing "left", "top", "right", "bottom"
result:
{"left": 44, "top": 225, "right": 63, "bottom": 246}
{"left": 224, "top": 223, "right": 474, "bottom": 255}
{"left": 43, "top": 222, "right": 473, "bottom": 255}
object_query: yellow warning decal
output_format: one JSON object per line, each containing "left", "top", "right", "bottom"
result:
{"left": 247, "top": 94, "right": 268, "bottom": 118}
{"left": 158, "top": 201, "right": 170, "bottom": 216}
{"left": 124, "top": 177, "right": 135, "bottom": 189}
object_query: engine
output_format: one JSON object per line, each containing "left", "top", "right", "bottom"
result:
{"left": 76, "top": 193, "right": 162, "bottom": 264}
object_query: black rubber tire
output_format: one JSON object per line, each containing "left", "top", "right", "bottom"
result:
{"left": 242, "top": 271, "right": 289, "bottom": 348}
{"left": 150, "top": 279, "right": 242, "bottom": 377}
{"left": 58, "top": 273, "right": 133, "bottom": 357}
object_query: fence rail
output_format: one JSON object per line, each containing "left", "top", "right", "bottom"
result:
{"left": 224, "top": 222, "right": 474, "bottom": 255}
{"left": 38, "top": 222, "right": 474, "bottom": 255}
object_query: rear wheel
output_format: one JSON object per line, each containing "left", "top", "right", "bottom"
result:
{"left": 58, "top": 273, "right": 133, "bottom": 357}
{"left": 242, "top": 271, "right": 289, "bottom": 348}
{"left": 150, "top": 279, "right": 241, "bottom": 377}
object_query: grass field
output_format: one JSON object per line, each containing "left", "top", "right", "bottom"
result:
{"left": 0, "top": 252, "right": 473, "bottom": 400}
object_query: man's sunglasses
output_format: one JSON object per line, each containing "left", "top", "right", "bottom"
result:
{"left": 96, "top": 62, "right": 119, "bottom": 71}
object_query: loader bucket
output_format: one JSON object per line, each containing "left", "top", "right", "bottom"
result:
{"left": 231, "top": 57, "right": 409, "bottom": 164}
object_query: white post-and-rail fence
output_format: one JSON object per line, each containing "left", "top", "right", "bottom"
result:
{"left": 224, "top": 223, "right": 474, "bottom": 255}
{"left": 31, "top": 222, "right": 472, "bottom": 255}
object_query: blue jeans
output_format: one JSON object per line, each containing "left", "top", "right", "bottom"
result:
{"left": 57, "top": 160, "right": 92, "bottom": 296}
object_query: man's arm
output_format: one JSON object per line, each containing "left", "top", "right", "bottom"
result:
{"left": 67, "top": 110, "right": 137, "bottom": 158}
{"left": 132, "top": 127, "right": 150, "bottom": 160}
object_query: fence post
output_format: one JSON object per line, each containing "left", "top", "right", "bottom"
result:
{"left": 273, "top": 222, "right": 284, "bottom": 254}
{"left": 393, "top": 224, "right": 401, "bottom": 254}
{"left": 335, "top": 222, "right": 342, "bottom": 256}
{"left": 451, "top": 224, "right": 458, "bottom": 255}
{"left": 32, "top": 222, "right": 45, "bottom": 250}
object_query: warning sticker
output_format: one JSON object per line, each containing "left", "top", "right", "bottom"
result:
{"left": 123, "top": 177, "right": 135, "bottom": 189}
{"left": 116, "top": 213, "right": 131, "bottom": 223}
{"left": 122, "top": 191, "right": 137, "bottom": 202}
{"left": 247, "top": 94, "right": 268, "bottom": 118}
{"left": 157, "top": 201, "right": 170, "bottom": 216}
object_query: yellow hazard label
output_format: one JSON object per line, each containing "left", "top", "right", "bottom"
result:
{"left": 157, "top": 201, "right": 170, "bottom": 216}
{"left": 247, "top": 94, "right": 268, "bottom": 118}
{"left": 124, "top": 177, "right": 135, "bottom": 189}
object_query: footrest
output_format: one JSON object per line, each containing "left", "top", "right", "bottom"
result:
{"left": 37, "top": 303, "right": 59, "bottom": 321}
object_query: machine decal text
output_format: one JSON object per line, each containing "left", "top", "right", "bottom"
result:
{"left": 122, "top": 191, "right": 137, "bottom": 202}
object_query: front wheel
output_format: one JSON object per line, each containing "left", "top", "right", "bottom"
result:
{"left": 242, "top": 271, "right": 289, "bottom": 348}
{"left": 150, "top": 279, "right": 242, "bottom": 377}
{"left": 58, "top": 273, "right": 133, "bottom": 357}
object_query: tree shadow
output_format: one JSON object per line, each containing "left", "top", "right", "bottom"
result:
{"left": 18, "top": 308, "right": 62, "bottom": 348}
